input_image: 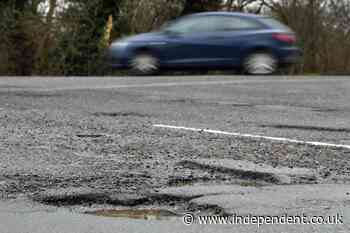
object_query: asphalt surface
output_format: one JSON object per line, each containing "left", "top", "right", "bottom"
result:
{"left": 1, "top": 75, "right": 350, "bottom": 232}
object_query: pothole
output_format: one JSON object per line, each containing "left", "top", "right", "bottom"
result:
{"left": 93, "top": 112, "right": 151, "bottom": 118}
{"left": 166, "top": 98, "right": 197, "bottom": 104}
{"left": 0, "top": 85, "right": 25, "bottom": 89}
{"left": 31, "top": 187, "right": 226, "bottom": 220}
{"left": 86, "top": 209, "right": 179, "bottom": 220}
{"left": 176, "top": 159, "right": 317, "bottom": 185}
{"left": 158, "top": 98, "right": 254, "bottom": 108}
{"left": 177, "top": 160, "right": 280, "bottom": 184}
{"left": 216, "top": 101, "right": 254, "bottom": 107}
{"left": 32, "top": 188, "right": 192, "bottom": 207}
{"left": 312, "top": 108, "right": 342, "bottom": 113}
{"left": 260, "top": 124, "right": 350, "bottom": 133}
{"left": 76, "top": 134, "right": 105, "bottom": 138}
{"left": 168, "top": 174, "right": 267, "bottom": 188}
{"left": 12, "top": 92, "right": 62, "bottom": 98}
{"left": 168, "top": 176, "right": 211, "bottom": 187}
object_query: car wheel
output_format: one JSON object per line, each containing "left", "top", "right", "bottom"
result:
{"left": 244, "top": 52, "right": 277, "bottom": 75}
{"left": 131, "top": 53, "right": 159, "bottom": 75}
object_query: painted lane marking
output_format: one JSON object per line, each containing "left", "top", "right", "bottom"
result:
{"left": 153, "top": 124, "right": 350, "bottom": 150}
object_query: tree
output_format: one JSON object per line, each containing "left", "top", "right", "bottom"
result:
{"left": 2, "top": 0, "right": 350, "bottom": 75}
{"left": 262, "top": 0, "right": 350, "bottom": 74}
{"left": 49, "top": 0, "right": 122, "bottom": 75}
{"left": 181, "top": 0, "right": 222, "bottom": 14}
{"left": 0, "top": 0, "right": 46, "bottom": 75}
{"left": 223, "top": 0, "right": 267, "bottom": 13}
{"left": 118, "top": 0, "right": 183, "bottom": 35}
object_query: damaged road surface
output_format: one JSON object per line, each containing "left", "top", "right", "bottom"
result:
{"left": 1, "top": 76, "right": 350, "bottom": 232}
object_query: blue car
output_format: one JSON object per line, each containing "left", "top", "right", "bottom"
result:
{"left": 107, "top": 12, "right": 301, "bottom": 75}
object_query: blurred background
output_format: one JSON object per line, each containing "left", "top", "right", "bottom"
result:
{"left": 1, "top": 0, "right": 350, "bottom": 76}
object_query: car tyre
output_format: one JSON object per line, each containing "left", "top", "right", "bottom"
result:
{"left": 244, "top": 52, "right": 277, "bottom": 75}
{"left": 130, "top": 52, "right": 159, "bottom": 75}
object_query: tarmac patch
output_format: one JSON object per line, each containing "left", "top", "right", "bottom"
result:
{"left": 191, "top": 184, "right": 350, "bottom": 216}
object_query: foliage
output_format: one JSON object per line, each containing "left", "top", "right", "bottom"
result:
{"left": 117, "top": 0, "right": 183, "bottom": 36}
{"left": 263, "top": 0, "right": 350, "bottom": 74}
{"left": 1, "top": 0, "right": 350, "bottom": 75}
{"left": 181, "top": 0, "right": 222, "bottom": 14}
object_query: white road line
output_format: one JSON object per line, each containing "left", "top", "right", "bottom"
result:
{"left": 153, "top": 124, "right": 350, "bottom": 150}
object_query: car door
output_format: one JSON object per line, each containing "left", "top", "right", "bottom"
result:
{"left": 160, "top": 16, "right": 219, "bottom": 67}
{"left": 161, "top": 15, "right": 264, "bottom": 68}
{"left": 203, "top": 16, "right": 265, "bottom": 67}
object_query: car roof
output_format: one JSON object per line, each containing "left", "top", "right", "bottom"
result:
{"left": 190, "top": 11, "right": 263, "bottom": 19}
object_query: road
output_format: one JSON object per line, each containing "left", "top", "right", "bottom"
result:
{"left": 1, "top": 75, "right": 350, "bottom": 232}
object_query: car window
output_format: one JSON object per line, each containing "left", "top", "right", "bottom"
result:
{"left": 259, "top": 17, "right": 292, "bottom": 31}
{"left": 165, "top": 16, "right": 210, "bottom": 34}
{"left": 209, "top": 16, "right": 262, "bottom": 31}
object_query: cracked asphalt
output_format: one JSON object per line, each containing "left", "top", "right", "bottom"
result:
{"left": 1, "top": 75, "right": 350, "bottom": 198}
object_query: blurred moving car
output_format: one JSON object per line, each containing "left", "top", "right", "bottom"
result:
{"left": 107, "top": 12, "right": 301, "bottom": 75}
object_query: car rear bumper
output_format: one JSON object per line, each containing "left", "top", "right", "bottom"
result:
{"left": 278, "top": 47, "right": 303, "bottom": 65}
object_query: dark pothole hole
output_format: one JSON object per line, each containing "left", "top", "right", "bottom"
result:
{"left": 93, "top": 112, "right": 151, "bottom": 118}
{"left": 260, "top": 124, "right": 350, "bottom": 133}
{"left": 31, "top": 189, "right": 225, "bottom": 220}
